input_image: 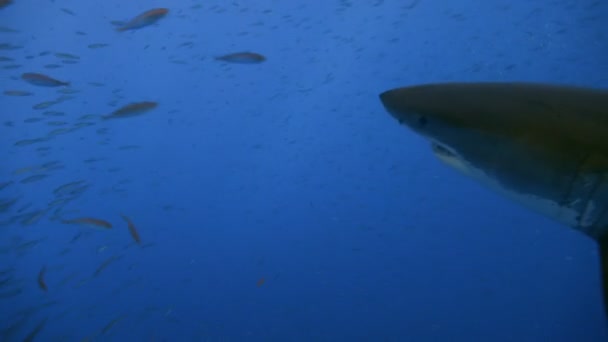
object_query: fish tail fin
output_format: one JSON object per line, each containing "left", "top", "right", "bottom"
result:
{"left": 111, "top": 20, "right": 127, "bottom": 31}
{"left": 598, "top": 235, "right": 608, "bottom": 318}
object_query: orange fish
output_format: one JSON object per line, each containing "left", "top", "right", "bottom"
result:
{"left": 103, "top": 101, "right": 158, "bottom": 119}
{"left": 38, "top": 266, "right": 47, "bottom": 291}
{"left": 120, "top": 214, "right": 141, "bottom": 244}
{"left": 115, "top": 8, "right": 169, "bottom": 32}
{"left": 62, "top": 217, "right": 112, "bottom": 229}
{"left": 256, "top": 277, "right": 265, "bottom": 287}
{"left": 215, "top": 52, "right": 266, "bottom": 64}
{"left": 21, "top": 73, "right": 69, "bottom": 87}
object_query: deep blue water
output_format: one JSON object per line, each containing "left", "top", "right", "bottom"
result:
{"left": 1, "top": 0, "right": 607, "bottom": 341}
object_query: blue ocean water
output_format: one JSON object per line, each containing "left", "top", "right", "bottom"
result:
{"left": 1, "top": 0, "right": 607, "bottom": 341}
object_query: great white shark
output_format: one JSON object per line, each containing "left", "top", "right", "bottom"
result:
{"left": 379, "top": 82, "right": 608, "bottom": 316}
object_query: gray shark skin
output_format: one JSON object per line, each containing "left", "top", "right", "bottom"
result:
{"left": 379, "top": 82, "right": 608, "bottom": 316}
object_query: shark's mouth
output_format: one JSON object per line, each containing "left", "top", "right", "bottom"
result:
{"left": 430, "top": 142, "right": 471, "bottom": 176}
{"left": 431, "top": 142, "right": 454, "bottom": 159}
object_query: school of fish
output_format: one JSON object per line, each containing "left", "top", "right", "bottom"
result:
{"left": 0, "top": 4, "right": 268, "bottom": 341}
{"left": 2, "top": 0, "right": 604, "bottom": 341}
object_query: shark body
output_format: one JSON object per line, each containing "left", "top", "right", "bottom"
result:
{"left": 379, "top": 82, "right": 608, "bottom": 315}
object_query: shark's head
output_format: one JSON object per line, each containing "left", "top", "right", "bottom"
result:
{"left": 379, "top": 83, "right": 474, "bottom": 140}
{"left": 379, "top": 83, "right": 489, "bottom": 171}
{"left": 380, "top": 81, "right": 608, "bottom": 319}
{"left": 379, "top": 82, "right": 608, "bottom": 239}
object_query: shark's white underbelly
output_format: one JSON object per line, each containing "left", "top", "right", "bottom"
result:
{"left": 431, "top": 141, "right": 602, "bottom": 236}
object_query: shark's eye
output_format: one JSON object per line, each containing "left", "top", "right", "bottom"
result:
{"left": 417, "top": 116, "right": 428, "bottom": 127}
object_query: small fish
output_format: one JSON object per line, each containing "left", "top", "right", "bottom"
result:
{"left": 47, "top": 120, "right": 67, "bottom": 126}
{"left": 102, "top": 101, "right": 158, "bottom": 119}
{"left": 20, "top": 174, "right": 48, "bottom": 184}
{"left": 101, "top": 314, "right": 127, "bottom": 335}
{"left": 2, "top": 63, "right": 21, "bottom": 69}
{"left": 215, "top": 52, "right": 266, "bottom": 64}
{"left": 20, "top": 210, "right": 47, "bottom": 226}
{"left": 47, "top": 127, "right": 74, "bottom": 137}
{"left": 115, "top": 8, "right": 169, "bottom": 32}
{"left": 0, "top": 181, "right": 13, "bottom": 191}
{"left": 21, "top": 73, "right": 69, "bottom": 87}
{"left": 120, "top": 214, "right": 141, "bottom": 244}
{"left": 256, "top": 277, "right": 265, "bottom": 287}
{"left": 53, "top": 180, "right": 88, "bottom": 197}
{"left": 23, "top": 317, "right": 48, "bottom": 342}
{"left": 37, "top": 266, "right": 47, "bottom": 291}
{"left": 94, "top": 255, "right": 121, "bottom": 277}
{"left": 62, "top": 217, "right": 112, "bottom": 229}
{"left": 0, "top": 43, "right": 21, "bottom": 50}
{"left": 0, "top": 25, "right": 19, "bottom": 33}
{"left": 54, "top": 52, "right": 79, "bottom": 60}
{"left": 0, "top": 0, "right": 12, "bottom": 9}
{"left": 61, "top": 8, "right": 76, "bottom": 16}
{"left": 33, "top": 100, "right": 60, "bottom": 110}
{"left": 3, "top": 90, "right": 33, "bottom": 96}
{"left": 14, "top": 138, "right": 49, "bottom": 146}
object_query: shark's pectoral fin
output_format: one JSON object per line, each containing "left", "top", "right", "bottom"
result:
{"left": 599, "top": 236, "right": 608, "bottom": 316}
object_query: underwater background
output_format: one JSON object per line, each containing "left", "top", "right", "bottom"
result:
{"left": 1, "top": 0, "right": 607, "bottom": 341}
